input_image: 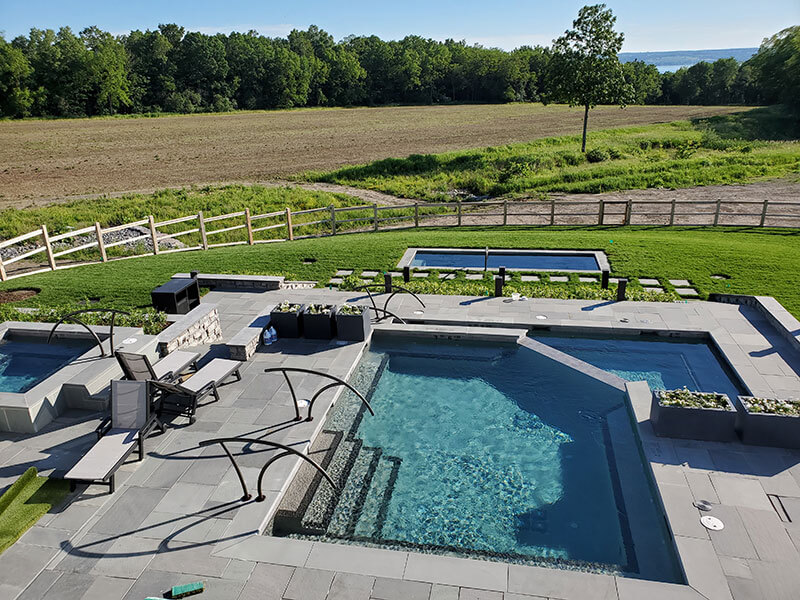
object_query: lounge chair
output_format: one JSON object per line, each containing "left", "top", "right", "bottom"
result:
{"left": 64, "top": 380, "right": 164, "bottom": 493}
{"left": 151, "top": 358, "right": 243, "bottom": 423}
{"left": 116, "top": 350, "right": 199, "bottom": 383}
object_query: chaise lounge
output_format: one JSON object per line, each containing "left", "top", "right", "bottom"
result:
{"left": 64, "top": 380, "right": 164, "bottom": 493}
{"left": 116, "top": 350, "right": 200, "bottom": 383}
{"left": 150, "top": 358, "right": 243, "bottom": 423}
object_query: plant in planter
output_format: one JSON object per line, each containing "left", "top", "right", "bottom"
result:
{"left": 650, "top": 387, "right": 737, "bottom": 442}
{"left": 269, "top": 301, "right": 304, "bottom": 338}
{"left": 303, "top": 304, "right": 336, "bottom": 339}
{"left": 335, "top": 304, "right": 371, "bottom": 342}
{"left": 736, "top": 396, "right": 800, "bottom": 448}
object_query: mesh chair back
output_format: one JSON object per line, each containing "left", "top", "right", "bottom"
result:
{"left": 111, "top": 380, "right": 150, "bottom": 429}
{"left": 116, "top": 352, "right": 157, "bottom": 381}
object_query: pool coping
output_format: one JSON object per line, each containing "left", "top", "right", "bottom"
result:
{"left": 0, "top": 321, "right": 155, "bottom": 433}
{"left": 396, "top": 247, "right": 611, "bottom": 273}
{"left": 214, "top": 321, "right": 717, "bottom": 597}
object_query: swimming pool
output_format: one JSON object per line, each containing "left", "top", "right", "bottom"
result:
{"left": 530, "top": 332, "right": 746, "bottom": 400}
{"left": 276, "top": 337, "right": 682, "bottom": 582}
{"left": 0, "top": 334, "right": 94, "bottom": 393}
{"left": 397, "top": 248, "right": 608, "bottom": 272}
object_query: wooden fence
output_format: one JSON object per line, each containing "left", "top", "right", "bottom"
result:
{"left": 1, "top": 197, "right": 799, "bottom": 283}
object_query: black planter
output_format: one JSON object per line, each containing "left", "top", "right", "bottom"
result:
{"left": 335, "top": 306, "right": 371, "bottom": 342}
{"left": 303, "top": 305, "right": 337, "bottom": 339}
{"left": 650, "top": 390, "right": 737, "bottom": 442}
{"left": 270, "top": 303, "right": 305, "bottom": 338}
{"left": 736, "top": 396, "right": 800, "bottom": 448}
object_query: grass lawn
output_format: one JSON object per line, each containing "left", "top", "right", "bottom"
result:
{"left": 0, "top": 468, "right": 70, "bottom": 554}
{"left": 2, "top": 226, "right": 799, "bottom": 317}
{"left": 304, "top": 106, "right": 800, "bottom": 199}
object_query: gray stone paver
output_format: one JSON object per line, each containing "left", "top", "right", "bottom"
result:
{"left": 2, "top": 287, "right": 800, "bottom": 600}
{"left": 676, "top": 288, "right": 699, "bottom": 296}
{"left": 669, "top": 279, "right": 692, "bottom": 286}
{"left": 371, "top": 577, "right": 431, "bottom": 600}
{"left": 548, "top": 275, "right": 569, "bottom": 282}
{"left": 520, "top": 275, "right": 539, "bottom": 282}
{"left": 638, "top": 278, "right": 661, "bottom": 285}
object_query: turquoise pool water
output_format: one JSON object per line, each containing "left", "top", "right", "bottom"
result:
{"left": 291, "top": 338, "right": 682, "bottom": 582}
{"left": 531, "top": 332, "right": 745, "bottom": 399}
{"left": 409, "top": 250, "right": 600, "bottom": 271}
{"left": 0, "top": 335, "right": 94, "bottom": 393}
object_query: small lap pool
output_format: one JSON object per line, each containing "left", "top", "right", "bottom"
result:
{"left": 0, "top": 334, "right": 94, "bottom": 393}
{"left": 276, "top": 337, "right": 682, "bottom": 582}
{"left": 398, "top": 248, "right": 608, "bottom": 272}
{"left": 530, "top": 332, "right": 746, "bottom": 399}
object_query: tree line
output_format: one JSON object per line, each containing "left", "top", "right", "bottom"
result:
{"left": 0, "top": 22, "right": 797, "bottom": 119}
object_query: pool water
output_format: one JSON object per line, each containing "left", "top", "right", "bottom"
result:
{"left": 0, "top": 335, "right": 94, "bottom": 393}
{"left": 531, "top": 333, "right": 745, "bottom": 399}
{"left": 409, "top": 250, "right": 600, "bottom": 271}
{"left": 290, "top": 338, "right": 682, "bottom": 582}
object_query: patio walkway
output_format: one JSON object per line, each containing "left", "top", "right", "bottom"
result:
{"left": 0, "top": 288, "right": 799, "bottom": 599}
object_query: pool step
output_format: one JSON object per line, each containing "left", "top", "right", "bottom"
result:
{"left": 326, "top": 445, "right": 384, "bottom": 538}
{"left": 353, "top": 454, "right": 402, "bottom": 540}
{"left": 271, "top": 430, "right": 343, "bottom": 535}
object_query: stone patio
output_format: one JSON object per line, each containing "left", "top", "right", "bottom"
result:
{"left": 1, "top": 287, "right": 800, "bottom": 599}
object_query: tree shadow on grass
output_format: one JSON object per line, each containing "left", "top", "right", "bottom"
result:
{"left": 692, "top": 106, "right": 800, "bottom": 141}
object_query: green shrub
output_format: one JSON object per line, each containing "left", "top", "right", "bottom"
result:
{"left": 586, "top": 148, "right": 610, "bottom": 163}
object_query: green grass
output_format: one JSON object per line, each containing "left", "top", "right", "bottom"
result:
{"left": 0, "top": 184, "right": 362, "bottom": 240}
{"left": 303, "top": 107, "right": 800, "bottom": 200}
{"left": 2, "top": 226, "right": 799, "bottom": 317}
{"left": 0, "top": 468, "right": 70, "bottom": 554}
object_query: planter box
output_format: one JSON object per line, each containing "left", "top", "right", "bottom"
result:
{"left": 303, "top": 305, "right": 337, "bottom": 339}
{"left": 270, "top": 304, "right": 305, "bottom": 338}
{"left": 335, "top": 306, "right": 371, "bottom": 342}
{"left": 736, "top": 396, "right": 800, "bottom": 448}
{"left": 650, "top": 390, "right": 737, "bottom": 442}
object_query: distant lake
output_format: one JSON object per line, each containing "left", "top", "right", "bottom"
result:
{"left": 657, "top": 64, "right": 694, "bottom": 73}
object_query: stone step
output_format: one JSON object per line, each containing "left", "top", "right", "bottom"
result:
{"left": 326, "top": 445, "right": 383, "bottom": 538}
{"left": 353, "top": 454, "right": 401, "bottom": 540}
{"left": 271, "top": 430, "right": 342, "bottom": 535}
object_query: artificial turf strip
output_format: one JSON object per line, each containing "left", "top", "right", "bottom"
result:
{"left": 0, "top": 467, "right": 70, "bottom": 554}
{"left": 1, "top": 225, "right": 799, "bottom": 317}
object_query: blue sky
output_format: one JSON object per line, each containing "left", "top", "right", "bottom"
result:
{"left": 2, "top": 1, "right": 798, "bottom": 51}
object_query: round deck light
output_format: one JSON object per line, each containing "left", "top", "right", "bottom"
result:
{"left": 122, "top": 338, "right": 138, "bottom": 345}
{"left": 535, "top": 315, "right": 547, "bottom": 320}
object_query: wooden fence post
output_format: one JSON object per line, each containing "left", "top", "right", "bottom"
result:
{"left": 457, "top": 200, "right": 462, "bottom": 226}
{"left": 669, "top": 199, "right": 676, "bottom": 226}
{"left": 550, "top": 200, "right": 555, "bottom": 225}
{"left": 41, "top": 225, "right": 56, "bottom": 270}
{"left": 713, "top": 199, "right": 722, "bottom": 226}
{"left": 624, "top": 200, "right": 632, "bottom": 225}
{"left": 503, "top": 200, "right": 508, "bottom": 226}
{"left": 598, "top": 200, "right": 605, "bottom": 225}
{"left": 285, "top": 207, "right": 294, "bottom": 241}
{"left": 245, "top": 208, "right": 254, "bottom": 244}
{"left": 198, "top": 211, "right": 208, "bottom": 250}
{"left": 330, "top": 205, "right": 336, "bottom": 235}
{"left": 95, "top": 222, "right": 107, "bottom": 262}
{"left": 760, "top": 198, "right": 769, "bottom": 227}
{"left": 148, "top": 215, "right": 159, "bottom": 255}
{"left": 414, "top": 203, "right": 419, "bottom": 227}
{"left": 0, "top": 254, "right": 6, "bottom": 282}
{"left": 373, "top": 204, "right": 379, "bottom": 231}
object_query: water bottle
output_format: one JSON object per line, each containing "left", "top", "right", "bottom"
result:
{"left": 268, "top": 326, "right": 278, "bottom": 343}
{"left": 262, "top": 328, "right": 272, "bottom": 345}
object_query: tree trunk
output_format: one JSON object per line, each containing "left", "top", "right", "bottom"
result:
{"left": 581, "top": 104, "right": 589, "bottom": 153}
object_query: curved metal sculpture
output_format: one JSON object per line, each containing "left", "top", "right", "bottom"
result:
{"left": 47, "top": 308, "right": 131, "bottom": 357}
{"left": 350, "top": 283, "right": 426, "bottom": 317}
{"left": 198, "top": 437, "right": 338, "bottom": 502}
{"left": 369, "top": 307, "right": 406, "bottom": 324}
{"left": 263, "top": 367, "right": 374, "bottom": 422}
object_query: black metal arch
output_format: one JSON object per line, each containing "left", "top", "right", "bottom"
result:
{"left": 47, "top": 308, "right": 131, "bottom": 357}
{"left": 370, "top": 307, "right": 406, "bottom": 324}
{"left": 350, "top": 283, "right": 426, "bottom": 316}
{"left": 263, "top": 367, "right": 374, "bottom": 422}
{"left": 198, "top": 437, "right": 338, "bottom": 502}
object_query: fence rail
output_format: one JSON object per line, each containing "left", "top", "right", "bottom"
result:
{"left": 1, "top": 197, "right": 799, "bottom": 283}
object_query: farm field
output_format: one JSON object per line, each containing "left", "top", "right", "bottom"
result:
{"left": 0, "top": 103, "right": 745, "bottom": 205}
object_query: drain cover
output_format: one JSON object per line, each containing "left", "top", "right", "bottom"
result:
{"left": 701, "top": 515, "right": 724, "bottom": 531}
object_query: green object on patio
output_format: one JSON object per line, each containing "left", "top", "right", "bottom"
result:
{"left": 0, "top": 467, "right": 70, "bottom": 554}
{"left": 170, "top": 581, "right": 205, "bottom": 598}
